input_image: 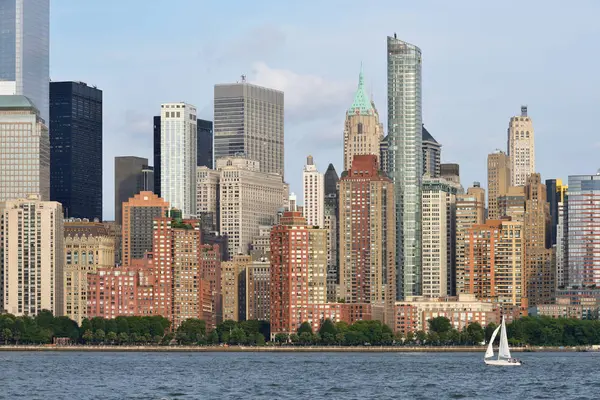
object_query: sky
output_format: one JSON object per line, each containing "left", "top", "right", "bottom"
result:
{"left": 51, "top": 0, "right": 600, "bottom": 220}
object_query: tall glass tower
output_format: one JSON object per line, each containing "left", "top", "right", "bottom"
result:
{"left": 387, "top": 35, "right": 423, "bottom": 299}
{"left": 0, "top": 0, "right": 49, "bottom": 123}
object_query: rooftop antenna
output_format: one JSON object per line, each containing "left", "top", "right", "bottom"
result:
{"left": 241, "top": 74, "right": 247, "bottom": 83}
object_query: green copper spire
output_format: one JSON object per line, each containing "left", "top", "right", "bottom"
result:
{"left": 347, "top": 64, "right": 375, "bottom": 115}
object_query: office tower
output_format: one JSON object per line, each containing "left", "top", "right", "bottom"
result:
{"left": 387, "top": 34, "right": 423, "bottom": 299}
{"left": 567, "top": 174, "right": 600, "bottom": 288}
{"left": 0, "top": 96, "right": 49, "bottom": 201}
{"left": 465, "top": 220, "right": 525, "bottom": 311}
{"left": 221, "top": 255, "right": 251, "bottom": 321}
{"left": 343, "top": 66, "right": 383, "bottom": 171}
{"left": 507, "top": 106, "right": 535, "bottom": 187}
{"left": 422, "top": 125, "right": 441, "bottom": 178}
{"left": 270, "top": 212, "right": 328, "bottom": 335}
{"left": 498, "top": 186, "right": 525, "bottom": 222}
{"left": 214, "top": 81, "right": 284, "bottom": 177}
{"left": 63, "top": 219, "right": 115, "bottom": 325}
{"left": 1, "top": 195, "right": 63, "bottom": 316}
{"left": 217, "top": 157, "right": 285, "bottom": 256}
{"left": 197, "top": 119, "right": 213, "bottom": 168}
{"left": 379, "top": 136, "right": 389, "bottom": 174}
{"left": 339, "top": 155, "right": 396, "bottom": 323}
{"left": 200, "top": 244, "right": 222, "bottom": 325}
{"left": 546, "top": 179, "right": 567, "bottom": 247}
{"left": 556, "top": 196, "right": 568, "bottom": 288}
{"left": 324, "top": 163, "right": 340, "bottom": 301}
{"left": 302, "top": 155, "right": 324, "bottom": 227}
{"left": 160, "top": 102, "right": 197, "bottom": 218}
{"left": 455, "top": 183, "right": 485, "bottom": 294}
{"left": 153, "top": 116, "right": 161, "bottom": 197}
{"left": 121, "top": 191, "right": 169, "bottom": 267}
{"left": 421, "top": 177, "right": 458, "bottom": 297}
{"left": 0, "top": 0, "right": 49, "bottom": 122}
{"left": 114, "top": 156, "right": 150, "bottom": 226}
{"left": 487, "top": 151, "right": 510, "bottom": 220}
{"left": 49, "top": 81, "right": 103, "bottom": 220}
{"left": 246, "top": 260, "right": 271, "bottom": 321}
{"left": 523, "top": 173, "right": 554, "bottom": 306}
{"left": 196, "top": 166, "right": 220, "bottom": 231}
{"left": 324, "top": 164, "right": 339, "bottom": 197}
{"left": 440, "top": 163, "right": 460, "bottom": 186}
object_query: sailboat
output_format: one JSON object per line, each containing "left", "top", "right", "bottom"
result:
{"left": 484, "top": 316, "right": 522, "bottom": 366}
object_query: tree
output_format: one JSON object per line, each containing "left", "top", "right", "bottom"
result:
{"left": 118, "top": 332, "right": 129, "bottom": 344}
{"left": 229, "top": 327, "right": 247, "bottom": 345}
{"left": 1, "top": 328, "right": 12, "bottom": 344}
{"left": 254, "top": 333, "right": 266, "bottom": 346}
{"left": 106, "top": 331, "right": 118, "bottom": 344}
{"left": 289, "top": 333, "right": 300, "bottom": 344}
{"left": 82, "top": 330, "right": 94, "bottom": 344}
{"left": 428, "top": 317, "right": 452, "bottom": 335}
{"left": 94, "top": 329, "right": 105, "bottom": 344}
{"left": 318, "top": 319, "right": 337, "bottom": 337}
{"left": 415, "top": 330, "right": 427, "bottom": 344}
{"left": 299, "top": 332, "right": 313, "bottom": 345}
{"left": 485, "top": 322, "right": 497, "bottom": 343}
{"left": 274, "top": 333, "right": 288, "bottom": 344}
{"left": 405, "top": 331, "right": 415, "bottom": 345}
{"left": 208, "top": 330, "right": 219, "bottom": 345}
{"left": 297, "top": 322, "right": 313, "bottom": 335}
{"left": 466, "top": 323, "right": 484, "bottom": 345}
{"left": 177, "top": 319, "right": 206, "bottom": 343}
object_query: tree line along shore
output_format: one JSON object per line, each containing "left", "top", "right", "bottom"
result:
{"left": 1, "top": 311, "right": 600, "bottom": 348}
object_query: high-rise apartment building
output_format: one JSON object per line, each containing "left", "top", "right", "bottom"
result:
{"left": 246, "top": 259, "right": 271, "bottom": 321}
{"left": 556, "top": 198, "right": 568, "bottom": 288}
{"left": 387, "top": 34, "right": 423, "bottom": 299}
{"left": 487, "top": 151, "right": 510, "bottom": 220}
{"left": 0, "top": 0, "right": 49, "bottom": 122}
{"left": 153, "top": 116, "right": 161, "bottom": 197}
{"left": 0, "top": 96, "right": 49, "bottom": 202}
{"left": 217, "top": 157, "right": 285, "bottom": 256}
{"left": 196, "top": 166, "right": 220, "bottom": 231}
{"left": 121, "top": 191, "right": 169, "bottom": 267}
{"left": 221, "top": 255, "right": 251, "bottom": 321}
{"left": 214, "top": 81, "right": 284, "bottom": 177}
{"left": 343, "top": 67, "right": 383, "bottom": 171}
{"left": 1, "top": 195, "right": 63, "bottom": 316}
{"left": 567, "top": 174, "right": 600, "bottom": 288}
{"left": 498, "top": 186, "right": 525, "bottom": 222}
{"left": 197, "top": 119, "right": 213, "bottom": 168}
{"left": 455, "top": 184, "right": 485, "bottom": 294}
{"left": 339, "top": 155, "right": 396, "bottom": 323}
{"left": 422, "top": 125, "right": 441, "bottom": 178}
{"left": 200, "top": 244, "right": 222, "bottom": 325}
{"left": 379, "top": 136, "right": 389, "bottom": 174}
{"left": 465, "top": 220, "right": 526, "bottom": 311}
{"left": 507, "top": 106, "right": 535, "bottom": 187}
{"left": 523, "top": 174, "right": 554, "bottom": 306}
{"left": 302, "top": 155, "right": 324, "bottom": 227}
{"left": 49, "top": 81, "right": 103, "bottom": 220}
{"left": 63, "top": 219, "right": 115, "bottom": 325}
{"left": 421, "top": 177, "right": 458, "bottom": 297}
{"left": 114, "top": 156, "right": 151, "bottom": 226}
{"left": 160, "top": 102, "right": 197, "bottom": 218}
{"left": 270, "top": 212, "right": 328, "bottom": 335}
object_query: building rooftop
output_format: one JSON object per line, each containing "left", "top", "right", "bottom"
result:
{"left": 422, "top": 125, "right": 438, "bottom": 144}
{"left": 347, "top": 65, "right": 375, "bottom": 116}
{"left": 0, "top": 95, "right": 39, "bottom": 112}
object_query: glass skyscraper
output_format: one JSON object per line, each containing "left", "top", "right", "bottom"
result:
{"left": 49, "top": 81, "right": 103, "bottom": 220}
{"left": 0, "top": 0, "right": 49, "bottom": 123}
{"left": 387, "top": 35, "right": 423, "bottom": 299}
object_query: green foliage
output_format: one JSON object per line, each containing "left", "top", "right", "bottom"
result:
{"left": 177, "top": 319, "right": 206, "bottom": 344}
{"left": 297, "top": 322, "right": 313, "bottom": 335}
{"left": 428, "top": 317, "right": 452, "bottom": 335}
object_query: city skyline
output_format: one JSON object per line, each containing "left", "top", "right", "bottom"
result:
{"left": 48, "top": 0, "right": 600, "bottom": 219}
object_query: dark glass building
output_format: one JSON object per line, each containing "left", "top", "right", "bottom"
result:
{"left": 114, "top": 156, "right": 152, "bottom": 225}
{"left": 153, "top": 116, "right": 161, "bottom": 197}
{"left": 50, "top": 81, "right": 102, "bottom": 220}
{"left": 197, "top": 119, "right": 213, "bottom": 168}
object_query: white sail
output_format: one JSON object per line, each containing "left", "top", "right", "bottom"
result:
{"left": 485, "top": 325, "right": 501, "bottom": 359}
{"left": 498, "top": 317, "right": 511, "bottom": 359}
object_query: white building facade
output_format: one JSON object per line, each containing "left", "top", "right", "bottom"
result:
{"left": 302, "top": 155, "right": 324, "bottom": 228}
{"left": 507, "top": 106, "right": 535, "bottom": 187}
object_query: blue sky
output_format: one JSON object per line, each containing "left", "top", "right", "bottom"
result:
{"left": 51, "top": 0, "right": 600, "bottom": 220}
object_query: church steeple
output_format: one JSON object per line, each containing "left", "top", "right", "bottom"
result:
{"left": 347, "top": 64, "right": 375, "bottom": 116}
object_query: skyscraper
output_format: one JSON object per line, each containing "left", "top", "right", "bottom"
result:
{"left": 421, "top": 177, "right": 458, "bottom": 297}
{"left": 121, "top": 191, "right": 169, "bottom": 267}
{"left": 324, "top": 163, "right": 339, "bottom": 197}
{"left": 343, "top": 66, "right": 383, "bottom": 171}
{"left": 214, "top": 81, "right": 284, "bottom": 177}
{"left": 455, "top": 184, "right": 485, "bottom": 294}
{"left": 507, "top": 106, "right": 535, "bottom": 187}
{"left": 197, "top": 119, "right": 213, "bottom": 168}
{"left": 323, "top": 163, "right": 340, "bottom": 301}
{"left": 114, "top": 156, "right": 150, "bottom": 226}
{"left": 422, "top": 125, "right": 441, "bottom": 178}
{"left": 0, "top": 96, "right": 49, "bottom": 202}
{"left": 302, "top": 155, "right": 324, "bottom": 227}
{"left": 387, "top": 34, "right": 423, "bottom": 299}
{"left": 0, "top": 0, "right": 49, "bottom": 122}
{"left": 487, "top": 151, "right": 510, "bottom": 220}
{"left": 339, "top": 155, "right": 396, "bottom": 322}
{"left": 160, "top": 102, "right": 197, "bottom": 218}
{"left": 153, "top": 116, "right": 161, "bottom": 197}
{"left": 566, "top": 174, "right": 600, "bottom": 288}
{"left": 546, "top": 179, "right": 567, "bottom": 247}
{"left": 50, "top": 81, "right": 103, "bottom": 220}
{"left": 1, "top": 195, "right": 63, "bottom": 316}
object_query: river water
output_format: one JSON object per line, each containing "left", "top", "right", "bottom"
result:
{"left": 0, "top": 351, "right": 596, "bottom": 399}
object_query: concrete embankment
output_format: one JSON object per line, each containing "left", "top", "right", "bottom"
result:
{"left": 0, "top": 345, "right": 586, "bottom": 352}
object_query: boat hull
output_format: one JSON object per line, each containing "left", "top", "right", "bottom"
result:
{"left": 484, "top": 359, "right": 521, "bottom": 366}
